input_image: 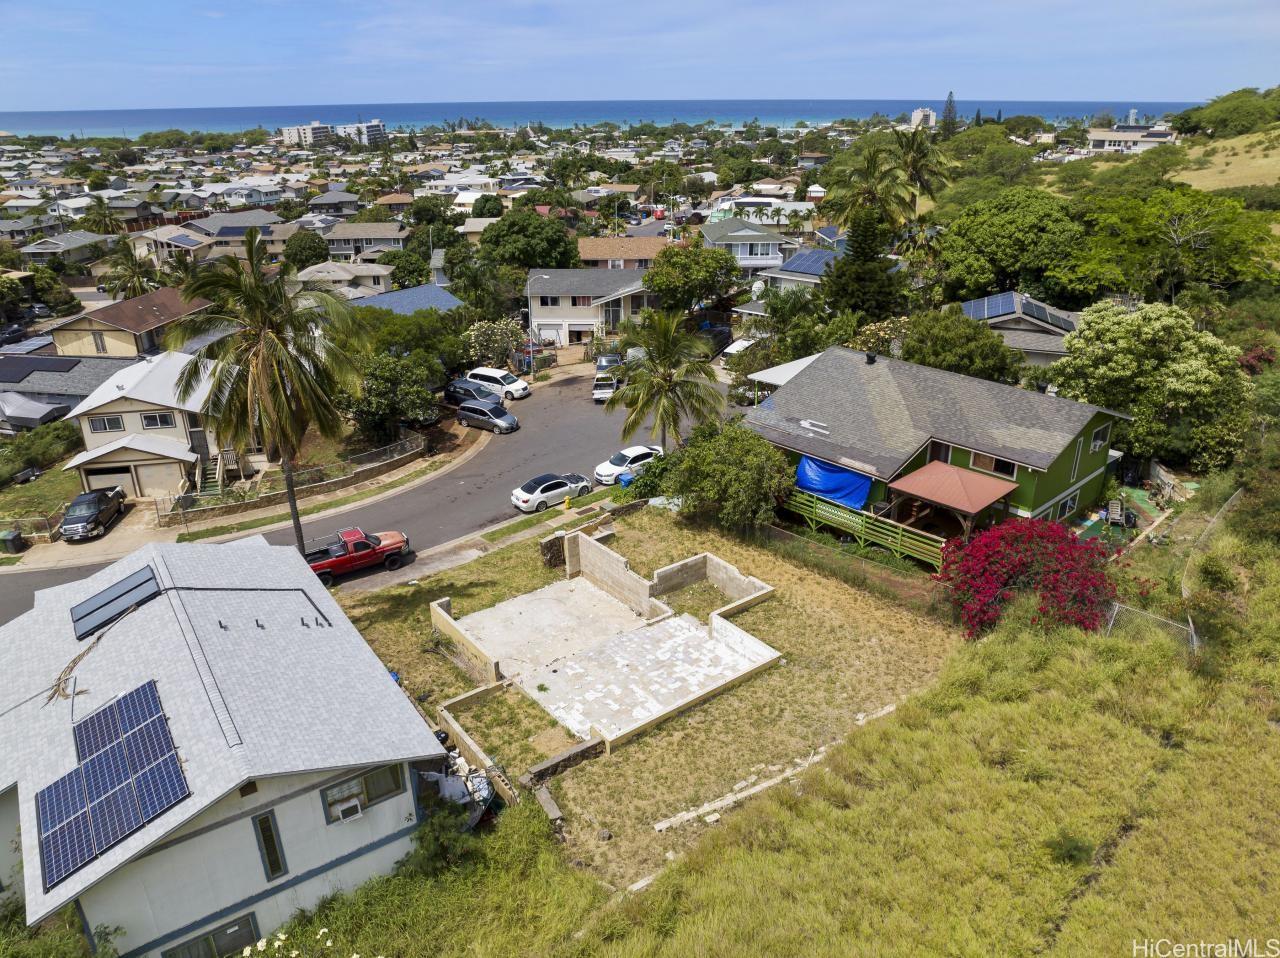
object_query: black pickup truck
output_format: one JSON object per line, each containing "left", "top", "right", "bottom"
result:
{"left": 60, "top": 488, "right": 126, "bottom": 541}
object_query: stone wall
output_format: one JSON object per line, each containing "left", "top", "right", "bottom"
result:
{"left": 430, "top": 597, "right": 500, "bottom": 683}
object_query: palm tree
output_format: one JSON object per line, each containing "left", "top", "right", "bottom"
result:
{"left": 823, "top": 145, "right": 913, "bottom": 229}
{"left": 168, "top": 228, "right": 362, "bottom": 553}
{"left": 78, "top": 195, "right": 123, "bottom": 234}
{"left": 890, "top": 128, "right": 956, "bottom": 219}
{"left": 605, "top": 311, "right": 723, "bottom": 450}
{"left": 160, "top": 249, "right": 205, "bottom": 288}
{"left": 101, "top": 234, "right": 157, "bottom": 299}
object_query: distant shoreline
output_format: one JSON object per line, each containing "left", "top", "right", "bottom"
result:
{"left": 0, "top": 97, "right": 1200, "bottom": 139}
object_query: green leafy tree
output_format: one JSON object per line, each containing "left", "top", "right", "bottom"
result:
{"left": 282, "top": 229, "right": 329, "bottom": 270}
{"left": 472, "top": 193, "right": 505, "bottom": 218}
{"left": 160, "top": 250, "right": 206, "bottom": 288}
{"left": 408, "top": 195, "right": 465, "bottom": 230}
{"left": 169, "top": 228, "right": 362, "bottom": 553}
{"left": 817, "top": 208, "right": 904, "bottom": 322}
{"left": 1050, "top": 302, "right": 1253, "bottom": 469}
{"left": 351, "top": 305, "right": 468, "bottom": 373}
{"left": 86, "top": 170, "right": 109, "bottom": 191}
{"left": 898, "top": 308, "right": 1025, "bottom": 382}
{"left": 77, "top": 195, "right": 122, "bottom": 234}
{"left": 376, "top": 250, "right": 431, "bottom": 289}
{"left": 0, "top": 241, "right": 22, "bottom": 270}
{"left": 340, "top": 354, "right": 439, "bottom": 442}
{"left": 0, "top": 275, "right": 25, "bottom": 320}
{"left": 606, "top": 311, "right": 723, "bottom": 449}
{"left": 642, "top": 243, "right": 739, "bottom": 314}
{"left": 939, "top": 187, "right": 1084, "bottom": 301}
{"left": 350, "top": 204, "right": 392, "bottom": 223}
{"left": 102, "top": 235, "right": 158, "bottom": 299}
{"left": 478, "top": 209, "right": 578, "bottom": 270}
{"left": 665, "top": 419, "right": 794, "bottom": 528}
{"left": 1173, "top": 86, "right": 1280, "bottom": 137}
{"left": 273, "top": 198, "right": 308, "bottom": 221}
{"left": 30, "top": 266, "right": 77, "bottom": 313}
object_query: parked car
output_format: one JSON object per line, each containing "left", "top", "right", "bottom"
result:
{"left": 700, "top": 325, "right": 733, "bottom": 357}
{"left": 594, "top": 444, "right": 664, "bottom": 485}
{"left": 305, "top": 526, "right": 412, "bottom": 587}
{"left": 21, "top": 303, "right": 51, "bottom": 323}
{"left": 444, "top": 378, "right": 504, "bottom": 407}
{"left": 0, "top": 324, "right": 25, "bottom": 346}
{"left": 592, "top": 373, "right": 620, "bottom": 403}
{"left": 456, "top": 400, "right": 519, "bottom": 434}
{"left": 595, "top": 353, "right": 622, "bottom": 374}
{"left": 465, "top": 367, "right": 530, "bottom": 400}
{"left": 60, "top": 488, "right": 126, "bottom": 542}
{"left": 510, "top": 472, "right": 591, "bottom": 513}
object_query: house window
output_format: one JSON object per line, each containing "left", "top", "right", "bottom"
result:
{"left": 971, "top": 452, "right": 1017, "bottom": 478}
{"left": 538, "top": 295, "right": 560, "bottom": 308}
{"left": 928, "top": 441, "right": 951, "bottom": 464}
{"left": 88, "top": 415, "right": 124, "bottom": 433}
{"left": 142, "top": 412, "right": 176, "bottom": 430}
{"left": 1091, "top": 423, "right": 1111, "bottom": 452}
{"left": 608, "top": 259, "right": 624, "bottom": 269}
{"left": 161, "top": 914, "right": 260, "bottom": 958}
{"left": 1057, "top": 493, "right": 1080, "bottom": 520}
{"left": 570, "top": 296, "right": 593, "bottom": 308}
{"left": 1070, "top": 437, "right": 1083, "bottom": 482}
{"left": 320, "top": 764, "right": 405, "bottom": 823}
{"left": 91, "top": 331, "right": 107, "bottom": 354}
{"left": 186, "top": 413, "right": 202, "bottom": 429}
{"left": 252, "top": 811, "right": 288, "bottom": 881}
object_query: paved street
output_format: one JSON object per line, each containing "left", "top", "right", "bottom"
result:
{"left": 0, "top": 368, "right": 667, "bottom": 625}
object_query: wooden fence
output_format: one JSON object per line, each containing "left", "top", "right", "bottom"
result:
{"left": 782, "top": 490, "right": 946, "bottom": 570}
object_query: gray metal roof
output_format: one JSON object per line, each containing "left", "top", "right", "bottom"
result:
{"left": 745, "top": 346, "right": 1117, "bottom": 479}
{"left": 181, "top": 210, "right": 281, "bottom": 236}
{"left": 0, "top": 537, "right": 443, "bottom": 923}
{"left": 525, "top": 268, "right": 647, "bottom": 298}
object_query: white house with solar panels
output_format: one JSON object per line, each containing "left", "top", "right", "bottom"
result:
{"left": 0, "top": 537, "right": 445, "bottom": 958}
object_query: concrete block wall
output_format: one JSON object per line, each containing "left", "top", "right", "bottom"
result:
{"left": 650, "top": 554, "right": 709, "bottom": 595}
{"left": 706, "top": 554, "right": 768, "bottom": 603}
{"left": 430, "top": 597, "right": 500, "bottom": 683}
{"left": 571, "top": 532, "right": 659, "bottom": 618}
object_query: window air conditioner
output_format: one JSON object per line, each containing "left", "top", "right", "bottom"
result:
{"left": 1090, "top": 440, "right": 1104, "bottom": 453}
{"left": 334, "top": 798, "right": 363, "bottom": 822}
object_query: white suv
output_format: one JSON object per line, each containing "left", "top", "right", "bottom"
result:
{"left": 466, "top": 367, "right": 530, "bottom": 400}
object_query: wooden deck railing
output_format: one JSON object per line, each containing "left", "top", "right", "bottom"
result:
{"left": 782, "top": 490, "right": 946, "bottom": 570}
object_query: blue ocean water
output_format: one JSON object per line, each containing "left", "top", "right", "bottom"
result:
{"left": 0, "top": 98, "right": 1200, "bottom": 139}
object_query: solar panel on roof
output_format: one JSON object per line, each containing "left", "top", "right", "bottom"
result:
{"left": 71, "top": 566, "right": 161, "bottom": 641}
{"left": 0, "top": 356, "right": 80, "bottom": 384}
{"left": 35, "top": 681, "right": 189, "bottom": 890}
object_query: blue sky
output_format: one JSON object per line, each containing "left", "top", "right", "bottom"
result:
{"left": 1, "top": 0, "right": 1276, "bottom": 111}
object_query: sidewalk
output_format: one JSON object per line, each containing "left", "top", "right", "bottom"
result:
{"left": 0, "top": 425, "right": 491, "bottom": 573}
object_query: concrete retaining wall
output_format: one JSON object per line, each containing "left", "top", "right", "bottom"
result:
{"left": 430, "top": 597, "right": 500, "bottom": 683}
{"left": 706, "top": 553, "right": 768, "bottom": 604}
{"left": 650, "top": 554, "right": 708, "bottom": 595}
{"left": 518, "top": 736, "right": 606, "bottom": 788}
{"left": 570, "top": 531, "right": 660, "bottom": 618}
{"left": 435, "top": 706, "right": 519, "bottom": 806}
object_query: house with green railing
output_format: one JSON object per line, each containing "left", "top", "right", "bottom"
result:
{"left": 744, "top": 346, "right": 1129, "bottom": 568}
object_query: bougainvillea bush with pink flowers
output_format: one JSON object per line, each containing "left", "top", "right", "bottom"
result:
{"left": 936, "top": 519, "right": 1116, "bottom": 638}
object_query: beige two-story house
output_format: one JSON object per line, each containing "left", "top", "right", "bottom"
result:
{"left": 51, "top": 288, "right": 211, "bottom": 359}
{"left": 525, "top": 269, "right": 656, "bottom": 345}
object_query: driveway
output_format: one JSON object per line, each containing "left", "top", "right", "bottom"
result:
{"left": 0, "top": 368, "right": 695, "bottom": 625}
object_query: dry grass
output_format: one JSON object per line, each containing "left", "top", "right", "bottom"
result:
{"left": 1176, "top": 129, "right": 1280, "bottom": 190}
{"left": 549, "top": 509, "right": 961, "bottom": 887}
{"left": 0, "top": 466, "right": 81, "bottom": 519}
{"left": 450, "top": 685, "right": 576, "bottom": 779}
{"left": 659, "top": 580, "right": 728, "bottom": 620}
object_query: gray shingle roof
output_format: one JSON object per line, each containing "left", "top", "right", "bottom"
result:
{"left": 525, "top": 268, "right": 647, "bottom": 298}
{"left": 310, "top": 190, "right": 358, "bottom": 205}
{"left": 699, "top": 217, "right": 784, "bottom": 245}
{"left": 0, "top": 538, "right": 443, "bottom": 923}
{"left": 745, "top": 346, "right": 1116, "bottom": 479}
{"left": 0, "top": 355, "right": 138, "bottom": 400}
{"left": 181, "top": 210, "right": 281, "bottom": 236}
{"left": 326, "top": 222, "right": 408, "bottom": 240}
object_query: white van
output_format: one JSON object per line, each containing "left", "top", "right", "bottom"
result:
{"left": 465, "top": 367, "right": 530, "bottom": 400}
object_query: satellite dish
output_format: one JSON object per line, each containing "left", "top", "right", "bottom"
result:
{"left": 751, "top": 280, "right": 765, "bottom": 298}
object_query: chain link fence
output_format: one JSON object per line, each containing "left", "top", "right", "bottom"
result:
{"left": 1105, "top": 602, "right": 1195, "bottom": 646}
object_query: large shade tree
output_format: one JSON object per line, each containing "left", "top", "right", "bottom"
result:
{"left": 169, "top": 228, "right": 363, "bottom": 552}
{"left": 642, "top": 243, "right": 740, "bottom": 314}
{"left": 606, "top": 311, "right": 723, "bottom": 450}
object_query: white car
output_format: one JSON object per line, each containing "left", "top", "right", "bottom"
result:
{"left": 466, "top": 367, "right": 530, "bottom": 400}
{"left": 594, "top": 445, "right": 663, "bottom": 485}
{"left": 511, "top": 472, "right": 592, "bottom": 512}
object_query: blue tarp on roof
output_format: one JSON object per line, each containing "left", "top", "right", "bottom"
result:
{"left": 359, "top": 283, "right": 463, "bottom": 315}
{"left": 795, "top": 455, "right": 872, "bottom": 510}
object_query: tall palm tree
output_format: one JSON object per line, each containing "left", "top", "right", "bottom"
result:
{"left": 101, "top": 234, "right": 157, "bottom": 299}
{"left": 78, "top": 195, "right": 123, "bottom": 234}
{"left": 891, "top": 127, "right": 956, "bottom": 219}
{"left": 823, "top": 145, "right": 913, "bottom": 229}
{"left": 605, "top": 311, "right": 723, "bottom": 450}
{"left": 168, "top": 228, "right": 362, "bottom": 553}
{"left": 160, "top": 249, "right": 206, "bottom": 288}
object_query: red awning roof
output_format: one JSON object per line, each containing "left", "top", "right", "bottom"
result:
{"left": 888, "top": 460, "right": 1019, "bottom": 516}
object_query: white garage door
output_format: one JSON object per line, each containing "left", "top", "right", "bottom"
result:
{"left": 135, "top": 463, "right": 180, "bottom": 498}
{"left": 85, "top": 469, "right": 135, "bottom": 498}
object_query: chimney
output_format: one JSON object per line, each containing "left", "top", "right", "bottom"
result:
{"left": 865, "top": 352, "right": 877, "bottom": 365}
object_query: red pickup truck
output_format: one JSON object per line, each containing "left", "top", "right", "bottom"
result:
{"left": 306, "top": 527, "right": 412, "bottom": 586}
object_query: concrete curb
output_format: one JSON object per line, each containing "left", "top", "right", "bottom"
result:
{"left": 0, "top": 429, "right": 493, "bottom": 575}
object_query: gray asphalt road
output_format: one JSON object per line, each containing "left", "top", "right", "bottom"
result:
{"left": 0, "top": 370, "right": 656, "bottom": 624}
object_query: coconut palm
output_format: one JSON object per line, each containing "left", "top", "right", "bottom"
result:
{"left": 101, "top": 234, "right": 158, "bottom": 300}
{"left": 605, "top": 311, "right": 724, "bottom": 450}
{"left": 822, "top": 145, "right": 913, "bottom": 229}
{"left": 891, "top": 127, "right": 956, "bottom": 219}
{"left": 168, "top": 228, "right": 363, "bottom": 553}
{"left": 78, "top": 195, "right": 123, "bottom": 234}
{"left": 160, "top": 249, "right": 206, "bottom": 288}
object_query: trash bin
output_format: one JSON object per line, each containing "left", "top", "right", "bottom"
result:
{"left": 0, "top": 529, "right": 25, "bottom": 554}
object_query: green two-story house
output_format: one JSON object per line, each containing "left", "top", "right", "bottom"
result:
{"left": 745, "top": 347, "right": 1128, "bottom": 552}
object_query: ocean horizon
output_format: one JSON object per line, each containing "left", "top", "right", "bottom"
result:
{"left": 0, "top": 97, "right": 1201, "bottom": 139}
